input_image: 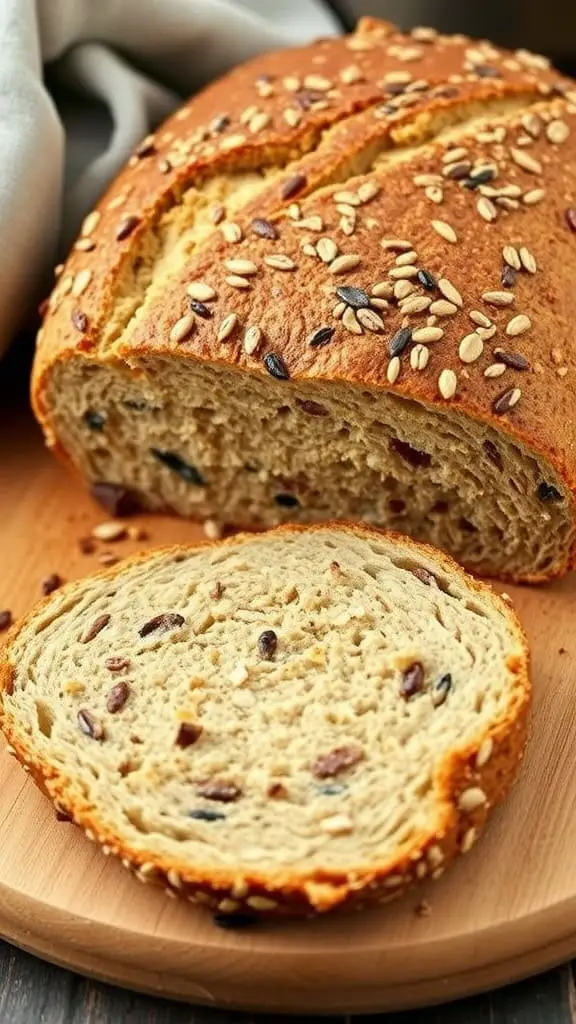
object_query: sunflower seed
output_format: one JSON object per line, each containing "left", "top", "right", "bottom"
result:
{"left": 169, "top": 314, "right": 195, "bottom": 344}
{"left": 438, "top": 278, "right": 463, "bottom": 307}
{"left": 458, "top": 333, "right": 484, "bottom": 363}
{"left": 264, "top": 254, "right": 296, "bottom": 271}
{"left": 243, "top": 326, "right": 262, "bottom": 355}
{"left": 389, "top": 327, "right": 412, "bottom": 357}
{"left": 494, "top": 349, "right": 530, "bottom": 370}
{"left": 510, "top": 147, "right": 542, "bottom": 174}
{"left": 187, "top": 282, "right": 216, "bottom": 302}
{"left": 438, "top": 368, "right": 457, "bottom": 399}
{"left": 329, "top": 254, "right": 361, "bottom": 275}
{"left": 263, "top": 352, "right": 290, "bottom": 379}
{"left": 217, "top": 313, "right": 239, "bottom": 341}
{"left": 431, "top": 219, "right": 458, "bottom": 243}
{"left": 412, "top": 326, "right": 443, "bottom": 343}
{"left": 492, "top": 387, "right": 522, "bottom": 413}
{"left": 387, "top": 357, "right": 401, "bottom": 384}
{"left": 482, "top": 290, "right": 515, "bottom": 307}
{"left": 317, "top": 237, "right": 338, "bottom": 263}
{"left": 335, "top": 286, "right": 371, "bottom": 309}
{"left": 506, "top": 314, "right": 531, "bottom": 336}
{"left": 308, "top": 326, "right": 335, "bottom": 348}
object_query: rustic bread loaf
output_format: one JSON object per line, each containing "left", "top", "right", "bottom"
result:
{"left": 0, "top": 523, "right": 529, "bottom": 917}
{"left": 33, "top": 17, "right": 576, "bottom": 581}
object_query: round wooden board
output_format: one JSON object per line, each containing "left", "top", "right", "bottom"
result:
{"left": 1, "top": 400, "right": 576, "bottom": 1014}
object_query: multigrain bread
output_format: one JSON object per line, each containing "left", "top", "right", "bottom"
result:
{"left": 0, "top": 523, "right": 529, "bottom": 917}
{"left": 32, "top": 18, "right": 576, "bottom": 581}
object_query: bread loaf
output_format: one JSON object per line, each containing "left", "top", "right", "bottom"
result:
{"left": 33, "top": 17, "right": 576, "bottom": 581}
{"left": 0, "top": 523, "right": 529, "bottom": 916}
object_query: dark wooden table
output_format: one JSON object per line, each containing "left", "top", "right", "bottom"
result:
{"left": 0, "top": 941, "right": 573, "bottom": 1023}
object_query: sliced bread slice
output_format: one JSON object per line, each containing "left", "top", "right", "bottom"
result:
{"left": 0, "top": 524, "right": 529, "bottom": 916}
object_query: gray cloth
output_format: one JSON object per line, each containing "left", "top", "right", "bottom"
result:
{"left": 0, "top": 0, "right": 339, "bottom": 354}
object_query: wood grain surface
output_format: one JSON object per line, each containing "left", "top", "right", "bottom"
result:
{"left": 2, "top": 342, "right": 576, "bottom": 1015}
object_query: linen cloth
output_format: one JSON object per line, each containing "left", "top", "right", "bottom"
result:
{"left": 0, "top": 0, "right": 339, "bottom": 355}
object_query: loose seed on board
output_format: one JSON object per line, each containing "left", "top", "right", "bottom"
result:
{"left": 308, "top": 326, "right": 335, "bottom": 348}
{"left": 91, "top": 521, "right": 126, "bottom": 542}
{"left": 243, "top": 326, "right": 262, "bottom": 355}
{"left": 217, "top": 313, "right": 239, "bottom": 342}
{"left": 169, "top": 314, "right": 195, "bottom": 344}
{"left": 329, "top": 254, "right": 361, "bottom": 274}
{"left": 438, "top": 278, "right": 463, "bottom": 307}
{"left": 492, "top": 387, "right": 522, "bottom": 413}
{"left": 263, "top": 352, "right": 290, "bottom": 380}
{"left": 506, "top": 314, "right": 531, "bottom": 336}
{"left": 431, "top": 219, "right": 458, "bottom": 243}
{"left": 458, "top": 333, "right": 484, "bottom": 364}
{"left": 342, "top": 307, "right": 362, "bottom": 334}
{"left": 438, "top": 368, "right": 457, "bottom": 400}
{"left": 187, "top": 282, "right": 216, "bottom": 302}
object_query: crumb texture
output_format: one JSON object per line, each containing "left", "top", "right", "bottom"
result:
{"left": 1, "top": 526, "right": 528, "bottom": 909}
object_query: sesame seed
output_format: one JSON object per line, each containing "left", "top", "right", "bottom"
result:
{"left": 357, "top": 308, "right": 385, "bottom": 332}
{"left": 482, "top": 290, "right": 515, "bottom": 307}
{"left": 342, "top": 307, "right": 362, "bottom": 334}
{"left": 329, "top": 254, "right": 361, "bottom": 275}
{"left": 503, "top": 245, "right": 521, "bottom": 270}
{"left": 469, "top": 309, "right": 492, "bottom": 328}
{"left": 169, "top": 314, "right": 195, "bottom": 344}
{"left": 387, "top": 356, "right": 401, "bottom": 383}
{"left": 187, "top": 282, "right": 216, "bottom": 302}
{"left": 243, "top": 326, "right": 262, "bottom": 355}
{"left": 400, "top": 295, "right": 432, "bottom": 315}
{"left": 389, "top": 327, "right": 413, "bottom": 357}
{"left": 380, "top": 238, "right": 412, "bottom": 251}
{"left": 431, "top": 219, "right": 458, "bottom": 243}
{"left": 458, "top": 332, "right": 484, "bottom": 364}
{"left": 546, "top": 120, "right": 570, "bottom": 144}
{"left": 510, "top": 147, "right": 542, "bottom": 174}
{"left": 412, "top": 326, "right": 443, "bottom": 343}
{"left": 371, "top": 281, "right": 394, "bottom": 298}
{"left": 506, "top": 314, "right": 531, "bottom": 336}
{"left": 340, "top": 215, "right": 356, "bottom": 237}
{"left": 429, "top": 299, "right": 457, "bottom": 316}
{"left": 264, "top": 254, "right": 296, "bottom": 271}
{"left": 438, "top": 278, "right": 463, "bottom": 307}
{"left": 72, "top": 269, "right": 92, "bottom": 297}
{"left": 492, "top": 387, "right": 521, "bottom": 413}
{"left": 225, "top": 275, "right": 251, "bottom": 289}
{"left": 477, "top": 197, "right": 497, "bottom": 222}
{"left": 523, "top": 188, "right": 545, "bottom": 205}
{"left": 519, "top": 247, "right": 537, "bottom": 274}
{"left": 438, "top": 369, "right": 457, "bottom": 400}
{"left": 389, "top": 265, "right": 418, "bottom": 280}
{"left": 217, "top": 313, "right": 239, "bottom": 342}
{"left": 317, "top": 237, "right": 338, "bottom": 263}
{"left": 410, "top": 344, "right": 430, "bottom": 370}
{"left": 395, "top": 250, "right": 418, "bottom": 266}
{"left": 221, "top": 222, "right": 243, "bottom": 244}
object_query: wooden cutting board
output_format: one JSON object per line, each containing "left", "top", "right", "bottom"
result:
{"left": 1, "top": 379, "right": 576, "bottom": 1014}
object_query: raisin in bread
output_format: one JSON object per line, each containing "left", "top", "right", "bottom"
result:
{"left": 33, "top": 18, "right": 576, "bottom": 582}
{"left": 0, "top": 523, "right": 529, "bottom": 916}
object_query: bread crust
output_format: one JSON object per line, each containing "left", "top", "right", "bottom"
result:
{"left": 0, "top": 521, "right": 530, "bottom": 916}
{"left": 31, "top": 18, "right": 576, "bottom": 581}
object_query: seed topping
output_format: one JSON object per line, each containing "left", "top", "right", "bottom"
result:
{"left": 458, "top": 333, "right": 484, "bottom": 364}
{"left": 506, "top": 314, "right": 531, "bottom": 336}
{"left": 308, "top": 326, "right": 335, "bottom": 348}
{"left": 389, "top": 327, "right": 412, "bottom": 357}
{"left": 494, "top": 349, "right": 530, "bottom": 371}
{"left": 438, "top": 278, "right": 463, "bottom": 307}
{"left": 335, "top": 285, "right": 371, "bottom": 309}
{"left": 329, "top": 254, "right": 361, "bottom": 275}
{"left": 169, "top": 314, "right": 195, "bottom": 345}
{"left": 438, "top": 368, "right": 457, "bottom": 399}
{"left": 116, "top": 216, "right": 140, "bottom": 241}
{"left": 187, "top": 282, "right": 216, "bottom": 302}
{"left": 431, "top": 219, "right": 458, "bottom": 243}
{"left": 492, "top": 387, "right": 522, "bottom": 414}
{"left": 264, "top": 352, "right": 290, "bottom": 380}
{"left": 417, "top": 269, "right": 437, "bottom": 290}
{"left": 217, "top": 313, "right": 239, "bottom": 342}
{"left": 71, "top": 309, "right": 88, "bottom": 332}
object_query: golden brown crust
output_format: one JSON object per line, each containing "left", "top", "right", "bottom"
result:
{"left": 0, "top": 521, "right": 530, "bottom": 916}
